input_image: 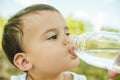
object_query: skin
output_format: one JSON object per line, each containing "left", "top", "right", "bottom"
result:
{"left": 108, "top": 71, "right": 118, "bottom": 78}
{"left": 14, "top": 10, "right": 80, "bottom": 80}
{"left": 108, "top": 54, "right": 120, "bottom": 78}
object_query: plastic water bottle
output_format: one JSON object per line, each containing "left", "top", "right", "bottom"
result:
{"left": 70, "top": 31, "right": 120, "bottom": 73}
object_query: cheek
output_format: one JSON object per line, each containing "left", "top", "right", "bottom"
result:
{"left": 39, "top": 45, "right": 66, "bottom": 61}
{"left": 29, "top": 44, "right": 68, "bottom": 72}
{"left": 29, "top": 42, "right": 66, "bottom": 64}
{"left": 39, "top": 42, "right": 67, "bottom": 58}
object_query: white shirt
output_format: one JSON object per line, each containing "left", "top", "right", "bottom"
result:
{"left": 11, "top": 72, "right": 87, "bottom": 80}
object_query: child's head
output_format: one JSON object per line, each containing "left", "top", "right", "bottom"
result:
{"left": 2, "top": 4, "right": 79, "bottom": 74}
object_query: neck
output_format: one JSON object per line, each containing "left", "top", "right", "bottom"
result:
{"left": 27, "top": 72, "right": 65, "bottom": 80}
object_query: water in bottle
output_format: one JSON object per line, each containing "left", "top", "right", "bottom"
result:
{"left": 70, "top": 31, "right": 120, "bottom": 73}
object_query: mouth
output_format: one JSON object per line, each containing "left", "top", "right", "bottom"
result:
{"left": 69, "top": 49, "right": 78, "bottom": 59}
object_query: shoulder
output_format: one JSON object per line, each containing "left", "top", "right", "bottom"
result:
{"left": 11, "top": 73, "right": 27, "bottom": 80}
{"left": 66, "top": 71, "right": 87, "bottom": 80}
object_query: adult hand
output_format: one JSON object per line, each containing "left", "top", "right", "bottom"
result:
{"left": 108, "top": 71, "right": 118, "bottom": 78}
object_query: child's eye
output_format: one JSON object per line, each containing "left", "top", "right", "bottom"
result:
{"left": 66, "top": 33, "right": 70, "bottom": 36}
{"left": 47, "top": 35, "right": 58, "bottom": 40}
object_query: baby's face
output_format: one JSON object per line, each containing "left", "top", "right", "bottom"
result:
{"left": 22, "top": 10, "right": 79, "bottom": 74}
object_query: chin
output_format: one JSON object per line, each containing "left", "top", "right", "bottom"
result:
{"left": 69, "top": 57, "right": 80, "bottom": 69}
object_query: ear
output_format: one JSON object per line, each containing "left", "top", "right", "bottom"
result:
{"left": 13, "top": 53, "right": 33, "bottom": 71}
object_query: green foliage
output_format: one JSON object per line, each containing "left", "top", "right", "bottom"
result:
{"left": 71, "top": 60, "right": 120, "bottom": 80}
{"left": 101, "top": 26, "right": 120, "bottom": 32}
{"left": 0, "top": 17, "right": 7, "bottom": 49}
{"left": 65, "top": 17, "right": 85, "bottom": 34}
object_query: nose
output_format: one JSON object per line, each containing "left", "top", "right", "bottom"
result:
{"left": 61, "top": 35, "right": 76, "bottom": 53}
{"left": 63, "top": 35, "right": 70, "bottom": 46}
{"left": 62, "top": 35, "right": 75, "bottom": 51}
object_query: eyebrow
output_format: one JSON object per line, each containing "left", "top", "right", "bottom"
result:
{"left": 41, "top": 26, "right": 69, "bottom": 36}
{"left": 64, "top": 26, "right": 69, "bottom": 30}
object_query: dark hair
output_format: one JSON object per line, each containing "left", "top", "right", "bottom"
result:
{"left": 2, "top": 4, "right": 60, "bottom": 65}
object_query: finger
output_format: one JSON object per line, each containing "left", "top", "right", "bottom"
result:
{"left": 108, "top": 71, "right": 118, "bottom": 78}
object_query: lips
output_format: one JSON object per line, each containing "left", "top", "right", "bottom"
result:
{"left": 69, "top": 49, "right": 78, "bottom": 59}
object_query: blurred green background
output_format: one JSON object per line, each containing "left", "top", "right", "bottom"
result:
{"left": 0, "top": 16, "right": 120, "bottom": 80}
